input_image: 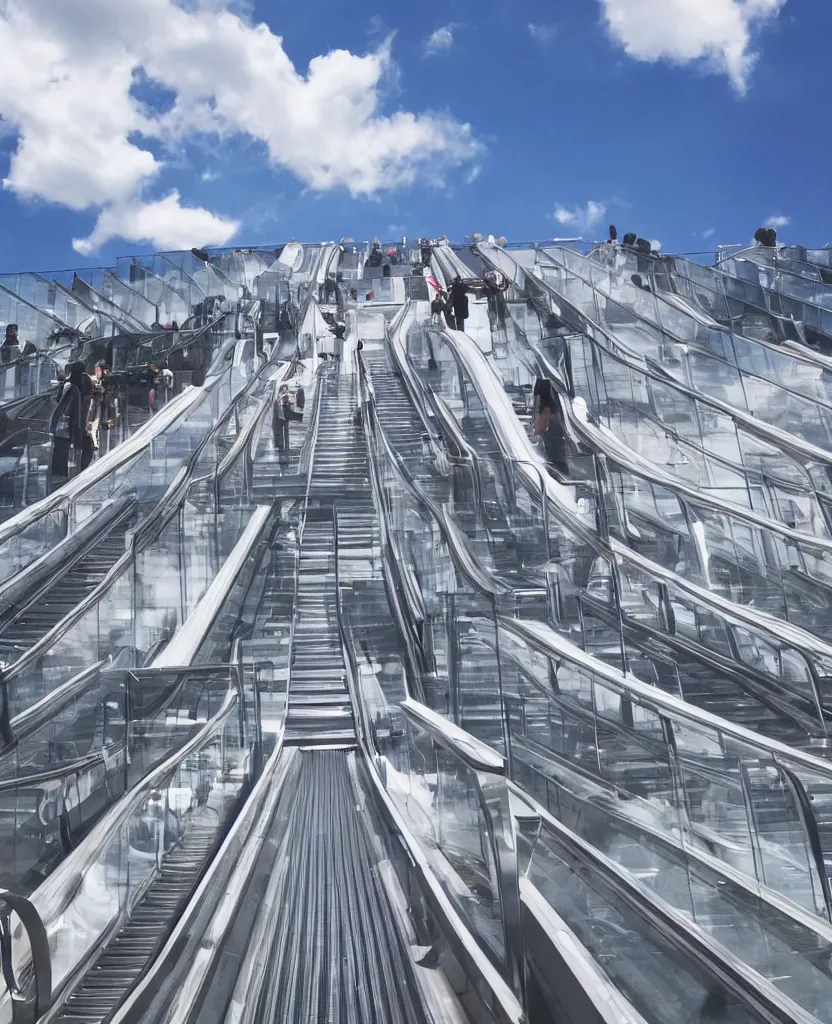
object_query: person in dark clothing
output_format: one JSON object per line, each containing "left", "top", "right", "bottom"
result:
{"left": 411, "top": 261, "right": 424, "bottom": 277}
{"left": 431, "top": 291, "right": 448, "bottom": 325}
{"left": 754, "top": 227, "right": 768, "bottom": 245}
{"left": 50, "top": 362, "right": 87, "bottom": 483}
{"left": 272, "top": 387, "right": 293, "bottom": 454}
{"left": 1, "top": 324, "right": 19, "bottom": 364}
{"left": 367, "top": 243, "right": 383, "bottom": 268}
{"left": 382, "top": 263, "right": 391, "bottom": 278}
{"left": 609, "top": 225, "right": 617, "bottom": 242}
{"left": 631, "top": 273, "right": 651, "bottom": 292}
{"left": 765, "top": 227, "right": 777, "bottom": 247}
{"left": 143, "top": 362, "right": 161, "bottom": 414}
{"left": 621, "top": 232, "right": 637, "bottom": 249}
{"left": 533, "top": 377, "right": 569, "bottom": 477}
{"left": 449, "top": 277, "right": 469, "bottom": 333}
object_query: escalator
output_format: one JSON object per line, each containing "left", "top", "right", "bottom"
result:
{"left": 0, "top": 499, "right": 136, "bottom": 658}
{"left": 190, "top": 748, "right": 433, "bottom": 1024}
{"left": 50, "top": 820, "right": 218, "bottom": 1023}
{"left": 6, "top": 242, "right": 832, "bottom": 1024}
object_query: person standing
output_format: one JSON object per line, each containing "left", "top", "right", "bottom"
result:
{"left": 533, "top": 378, "right": 569, "bottom": 478}
{"left": 89, "top": 360, "right": 117, "bottom": 456}
{"left": 143, "top": 362, "right": 162, "bottom": 415}
{"left": 1, "top": 325, "right": 19, "bottom": 364}
{"left": 50, "top": 362, "right": 87, "bottom": 485}
{"left": 449, "top": 277, "right": 469, "bottom": 334}
{"left": 272, "top": 386, "right": 293, "bottom": 456}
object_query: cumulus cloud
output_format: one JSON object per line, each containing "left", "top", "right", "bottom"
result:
{"left": 0, "top": 0, "right": 480, "bottom": 253}
{"left": 424, "top": 25, "right": 455, "bottom": 56}
{"left": 553, "top": 200, "right": 607, "bottom": 233}
{"left": 73, "top": 191, "right": 239, "bottom": 255}
{"left": 766, "top": 214, "right": 790, "bottom": 228}
{"left": 528, "top": 23, "right": 557, "bottom": 44}
{"left": 598, "top": 0, "right": 786, "bottom": 93}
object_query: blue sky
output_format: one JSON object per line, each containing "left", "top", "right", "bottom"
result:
{"left": 0, "top": 0, "right": 827, "bottom": 273}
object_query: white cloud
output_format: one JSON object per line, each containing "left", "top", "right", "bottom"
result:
{"left": 553, "top": 200, "right": 607, "bottom": 233}
{"left": 200, "top": 169, "right": 220, "bottom": 182}
{"left": 598, "top": 0, "right": 786, "bottom": 93}
{"left": 424, "top": 25, "right": 455, "bottom": 56}
{"left": 465, "top": 165, "right": 482, "bottom": 185}
{"left": 650, "top": 239, "right": 662, "bottom": 251}
{"left": 528, "top": 23, "right": 557, "bottom": 44}
{"left": 766, "top": 214, "right": 790, "bottom": 228}
{"left": 0, "top": 0, "right": 480, "bottom": 252}
{"left": 702, "top": 227, "right": 716, "bottom": 239}
{"left": 73, "top": 191, "right": 239, "bottom": 255}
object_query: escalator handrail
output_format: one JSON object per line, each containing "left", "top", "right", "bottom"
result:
{"left": 0, "top": 495, "right": 135, "bottom": 625}
{"left": 477, "top": 239, "right": 832, "bottom": 471}
{"left": 0, "top": 746, "right": 115, "bottom": 794}
{"left": 538, "top": 244, "right": 832, "bottom": 420}
{"left": 133, "top": 345, "right": 285, "bottom": 548}
{"left": 6, "top": 660, "right": 106, "bottom": 752}
{"left": 365, "top": 378, "right": 832, "bottom": 916}
{"left": 519, "top": 879, "right": 650, "bottom": 1024}
{"left": 514, "top": 736, "right": 832, "bottom": 945}
{"left": 435, "top": 318, "right": 832, "bottom": 669}
{"left": 213, "top": 388, "right": 273, "bottom": 485}
{"left": 510, "top": 781, "right": 819, "bottom": 1024}
{"left": 349, "top": 712, "right": 524, "bottom": 1024}
{"left": 366, "top": 395, "right": 510, "bottom": 597}
{"left": 372, "top": 329, "right": 832, "bottom": 999}
{"left": 331, "top": 504, "right": 376, "bottom": 758}
{"left": 153, "top": 506, "right": 272, "bottom": 669}
{"left": 359, "top": 383, "right": 428, "bottom": 697}
{"left": 367, "top": 394, "right": 830, "bottom": 872}
{"left": 579, "top": 589, "right": 826, "bottom": 737}
{"left": 772, "top": 755, "right": 832, "bottom": 923}
{"left": 0, "top": 686, "right": 240, "bottom": 1021}
{"left": 106, "top": 744, "right": 297, "bottom": 1024}
{"left": 400, "top": 696, "right": 505, "bottom": 774}
{"left": 0, "top": 383, "right": 202, "bottom": 551}
{"left": 368, "top": 325, "right": 832, "bottom": 790}
{"left": 499, "top": 614, "right": 832, "bottom": 785}
{"left": 648, "top": 252, "right": 832, "bottom": 365}
{"left": 0, "top": 311, "right": 245, "bottom": 554}
{"left": 0, "top": 888, "right": 52, "bottom": 1021}
{"left": 3, "top": 354, "right": 273, "bottom": 685}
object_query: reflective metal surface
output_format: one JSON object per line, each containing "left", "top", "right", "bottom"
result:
{"left": 0, "top": 236, "right": 831, "bottom": 1022}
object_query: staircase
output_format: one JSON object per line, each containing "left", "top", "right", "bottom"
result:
{"left": 283, "top": 366, "right": 359, "bottom": 747}
{"left": 284, "top": 514, "right": 355, "bottom": 746}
